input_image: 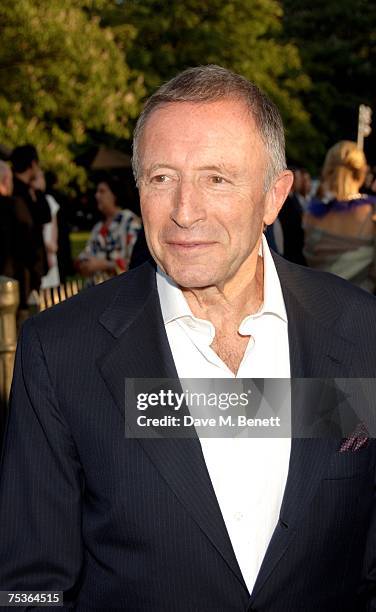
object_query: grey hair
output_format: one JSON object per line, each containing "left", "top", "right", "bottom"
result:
{"left": 132, "top": 64, "right": 287, "bottom": 192}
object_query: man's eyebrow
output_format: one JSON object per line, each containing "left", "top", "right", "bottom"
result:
{"left": 194, "top": 164, "right": 240, "bottom": 176}
{"left": 143, "top": 162, "right": 240, "bottom": 176}
{"left": 143, "top": 163, "right": 177, "bottom": 176}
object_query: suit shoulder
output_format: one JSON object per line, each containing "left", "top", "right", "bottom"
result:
{"left": 274, "top": 255, "right": 376, "bottom": 350}
{"left": 28, "top": 263, "right": 155, "bottom": 335}
{"left": 275, "top": 253, "right": 376, "bottom": 305}
{"left": 297, "top": 263, "right": 376, "bottom": 309}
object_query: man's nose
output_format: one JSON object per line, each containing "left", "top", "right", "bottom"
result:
{"left": 170, "top": 179, "right": 206, "bottom": 228}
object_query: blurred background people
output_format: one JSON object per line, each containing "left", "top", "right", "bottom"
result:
{"left": 71, "top": 192, "right": 101, "bottom": 232}
{"left": 44, "top": 171, "right": 74, "bottom": 284}
{"left": 278, "top": 166, "right": 308, "bottom": 265}
{"left": 0, "top": 161, "right": 17, "bottom": 279}
{"left": 77, "top": 175, "right": 141, "bottom": 278}
{"left": 10, "top": 144, "right": 51, "bottom": 308}
{"left": 128, "top": 226, "right": 153, "bottom": 270}
{"left": 31, "top": 169, "right": 61, "bottom": 289}
{"left": 304, "top": 141, "right": 376, "bottom": 292}
{"left": 295, "top": 167, "right": 312, "bottom": 209}
{"left": 363, "top": 165, "right": 376, "bottom": 196}
{"left": 264, "top": 220, "right": 284, "bottom": 255}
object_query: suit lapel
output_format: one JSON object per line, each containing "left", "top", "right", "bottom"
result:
{"left": 97, "top": 264, "right": 248, "bottom": 592}
{"left": 250, "top": 255, "right": 355, "bottom": 601}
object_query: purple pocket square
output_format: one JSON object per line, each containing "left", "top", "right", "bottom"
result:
{"left": 339, "top": 422, "right": 369, "bottom": 452}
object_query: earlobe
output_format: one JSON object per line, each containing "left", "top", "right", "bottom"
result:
{"left": 263, "top": 170, "right": 294, "bottom": 225}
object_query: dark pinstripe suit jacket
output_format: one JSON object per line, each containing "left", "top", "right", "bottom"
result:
{"left": 0, "top": 255, "right": 375, "bottom": 611}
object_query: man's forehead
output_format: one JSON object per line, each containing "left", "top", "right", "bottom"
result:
{"left": 147, "top": 97, "right": 252, "bottom": 122}
{"left": 139, "top": 99, "right": 264, "bottom": 161}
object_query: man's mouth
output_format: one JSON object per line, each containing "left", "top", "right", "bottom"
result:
{"left": 166, "top": 241, "right": 216, "bottom": 249}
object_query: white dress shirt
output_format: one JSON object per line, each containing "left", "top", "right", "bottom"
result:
{"left": 156, "top": 235, "right": 291, "bottom": 594}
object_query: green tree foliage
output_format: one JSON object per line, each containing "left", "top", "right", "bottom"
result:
{"left": 1, "top": 0, "right": 334, "bottom": 187}
{"left": 100, "top": 0, "right": 320, "bottom": 166}
{"left": 283, "top": 0, "right": 376, "bottom": 168}
{"left": 0, "top": 0, "right": 144, "bottom": 188}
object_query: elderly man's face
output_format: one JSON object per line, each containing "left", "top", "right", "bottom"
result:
{"left": 139, "top": 99, "right": 290, "bottom": 289}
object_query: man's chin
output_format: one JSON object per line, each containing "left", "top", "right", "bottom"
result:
{"left": 163, "top": 265, "right": 217, "bottom": 289}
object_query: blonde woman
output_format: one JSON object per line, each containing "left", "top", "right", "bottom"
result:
{"left": 304, "top": 141, "right": 376, "bottom": 292}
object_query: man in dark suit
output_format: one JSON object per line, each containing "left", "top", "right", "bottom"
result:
{"left": 0, "top": 66, "right": 375, "bottom": 611}
{"left": 10, "top": 144, "right": 51, "bottom": 309}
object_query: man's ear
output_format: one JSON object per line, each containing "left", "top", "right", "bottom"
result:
{"left": 263, "top": 170, "right": 294, "bottom": 226}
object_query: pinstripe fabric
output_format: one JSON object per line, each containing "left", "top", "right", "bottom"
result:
{"left": 0, "top": 257, "right": 375, "bottom": 611}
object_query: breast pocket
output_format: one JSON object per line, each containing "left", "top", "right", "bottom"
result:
{"left": 324, "top": 445, "right": 374, "bottom": 479}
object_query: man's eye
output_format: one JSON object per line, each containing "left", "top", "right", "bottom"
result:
{"left": 210, "top": 175, "right": 226, "bottom": 184}
{"left": 151, "top": 175, "right": 169, "bottom": 183}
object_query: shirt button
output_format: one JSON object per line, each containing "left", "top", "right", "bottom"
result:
{"left": 234, "top": 511, "right": 244, "bottom": 521}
